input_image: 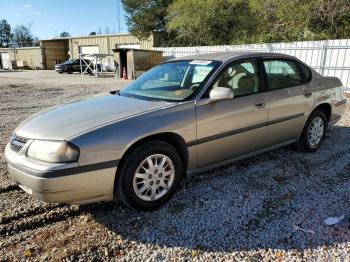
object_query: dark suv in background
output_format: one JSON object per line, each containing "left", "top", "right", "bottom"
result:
{"left": 55, "top": 59, "right": 91, "bottom": 74}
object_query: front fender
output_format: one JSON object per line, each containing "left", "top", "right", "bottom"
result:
{"left": 69, "top": 101, "right": 197, "bottom": 167}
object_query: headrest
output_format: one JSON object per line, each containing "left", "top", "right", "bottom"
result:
{"left": 238, "top": 75, "right": 255, "bottom": 89}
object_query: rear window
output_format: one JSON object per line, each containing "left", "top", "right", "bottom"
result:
{"left": 263, "top": 59, "right": 308, "bottom": 90}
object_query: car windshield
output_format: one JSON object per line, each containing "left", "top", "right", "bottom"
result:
{"left": 119, "top": 60, "right": 219, "bottom": 101}
{"left": 63, "top": 59, "right": 76, "bottom": 65}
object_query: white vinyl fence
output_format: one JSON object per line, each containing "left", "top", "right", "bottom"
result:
{"left": 154, "top": 39, "right": 350, "bottom": 89}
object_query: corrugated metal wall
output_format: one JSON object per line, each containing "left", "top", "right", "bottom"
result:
{"left": 0, "top": 47, "right": 42, "bottom": 69}
{"left": 41, "top": 40, "right": 69, "bottom": 69}
{"left": 154, "top": 39, "right": 350, "bottom": 89}
{"left": 15, "top": 48, "right": 43, "bottom": 69}
{"left": 70, "top": 34, "right": 153, "bottom": 58}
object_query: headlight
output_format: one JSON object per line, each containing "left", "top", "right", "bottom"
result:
{"left": 27, "top": 140, "right": 79, "bottom": 163}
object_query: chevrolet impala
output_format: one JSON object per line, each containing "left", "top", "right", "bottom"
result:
{"left": 5, "top": 52, "right": 347, "bottom": 210}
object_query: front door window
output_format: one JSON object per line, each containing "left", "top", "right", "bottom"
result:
{"left": 211, "top": 59, "right": 260, "bottom": 97}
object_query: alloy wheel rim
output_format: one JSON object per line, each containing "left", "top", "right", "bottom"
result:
{"left": 133, "top": 154, "right": 175, "bottom": 202}
{"left": 307, "top": 116, "right": 324, "bottom": 146}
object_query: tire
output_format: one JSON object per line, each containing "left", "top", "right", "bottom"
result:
{"left": 116, "top": 140, "right": 183, "bottom": 211}
{"left": 296, "top": 109, "right": 328, "bottom": 152}
{"left": 58, "top": 72, "right": 63, "bottom": 74}
{"left": 67, "top": 68, "right": 74, "bottom": 74}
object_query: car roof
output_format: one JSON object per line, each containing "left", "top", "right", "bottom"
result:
{"left": 170, "top": 51, "right": 298, "bottom": 62}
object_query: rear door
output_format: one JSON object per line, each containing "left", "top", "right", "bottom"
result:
{"left": 195, "top": 58, "right": 268, "bottom": 167}
{"left": 263, "top": 58, "right": 314, "bottom": 146}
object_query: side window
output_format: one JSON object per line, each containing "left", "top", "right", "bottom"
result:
{"left": 298, "top": 63, "right": 312, "bottom": 83}
{"left": 211, "top": 59, "right": 260, "bottom": 97}
{"left": 263, "top": 59, "right": 304, "bottom": 90}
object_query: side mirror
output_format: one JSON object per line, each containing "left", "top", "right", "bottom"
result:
{"left": 209, "top": 87, "right": 234, "bottom": 102}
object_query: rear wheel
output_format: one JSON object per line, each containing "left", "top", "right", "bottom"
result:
{"left": 296, "top": 109, "right": 327, "bottom": 152}
{"left": 67, "top": 67, "right": 74, "bottom": 74}
{"left": 116, "top": 140, "right": 183, "bottom": 211}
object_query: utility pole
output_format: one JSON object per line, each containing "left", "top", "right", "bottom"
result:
{"left": 116, "top": 0, "right": 121, "bottom": 34}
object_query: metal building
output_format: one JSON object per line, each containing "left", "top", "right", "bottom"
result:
{"left": 0, "top": 33, "right": 158, "bottom": 70}
{"left": 113, "top": 48, "right": 163, "bottom": 79}
{"left": 0, "top": 47, "right": 43, "bottom": 69}
{"left": 40, "top": 33, "right": 156, "bottom": 69}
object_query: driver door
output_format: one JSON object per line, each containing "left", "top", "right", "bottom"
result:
{"left": 195, "top": 58, "right": 268, "bottom": 167}
{"left": 73, "top": 60, "right": 81, "bottom": 71}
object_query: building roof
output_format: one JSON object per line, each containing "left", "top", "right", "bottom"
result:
{"left": 79, "top": 53, "right": 114, "bottom": 57}
{"left": 112, "top": 48, "right": 162, "bottom": 53}
{"left": 40, "top": 33, "right": 145, "bottom": 42}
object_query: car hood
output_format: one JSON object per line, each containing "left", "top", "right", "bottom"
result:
{"left": 15, "top": 95, "right": 174, "bottom": 140}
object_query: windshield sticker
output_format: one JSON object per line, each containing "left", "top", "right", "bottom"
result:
{"left": 190, "top": 60, "right": 213, "bottom": 65}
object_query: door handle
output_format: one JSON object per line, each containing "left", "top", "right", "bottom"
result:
{"left": 303, "top": 91, "right": 313, "bottom": 97}
{"left": 254, "top": 102, "right": 265, "bottom": 108}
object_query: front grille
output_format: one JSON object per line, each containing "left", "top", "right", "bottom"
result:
{"left": 10, "top": 134, "right": 29, "bottom": 152}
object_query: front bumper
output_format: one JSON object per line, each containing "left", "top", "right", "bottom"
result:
{"left": 5, "top": 144, "right": 118, "bottom": 204}
{"left": 55, "top": 66, "right": 67, "bottom": 72}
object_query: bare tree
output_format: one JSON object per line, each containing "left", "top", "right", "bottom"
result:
{"left": 104, "top": 26, "right": 111, "bottom": 35}
{"left": 97, "top": 27, "right": 103, "bottom": 35}
{"left": 59, "top": 31, "right": 70, "bottom": 37}
{"left": 12, "top": 24, "right": 35, "bottom": 47}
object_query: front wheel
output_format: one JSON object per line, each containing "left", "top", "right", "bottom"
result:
{"left": 296, "top": 109, "right": 327, "bottom": 152}
{"left": 67, "top": 67, "right": 74, "bottom": 74}
{"left": 116, "top": 140, "right": 183, "bottom": 211}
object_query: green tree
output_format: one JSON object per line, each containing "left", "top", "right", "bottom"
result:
{"left": 123, "top": 0, "right": 349, "bottom": 46}
{"left": 251, "top": 0, "right": 350, "bottom": 43}
{"left": 167, "top": 0, "right": 256, "bottom": 46}
{"left": 308, "top": 0, "right": 350, "bottom": 39}
{"left": 251, "top": 0, "right": 302, "bottom": 42}
{"left": 122, "top": 0, "right": 173, "bottom": 44}
{"left": 0, "top": 20, "right": 12, "bottom": 47}
{"left": 59, "top": 31, "right": 70, "bottom": 37}
{"left": 89, "top": 31, "right": 97, "bottom": 35}
{"left": 12, "top": 25, "right": 35, "bottom": 47}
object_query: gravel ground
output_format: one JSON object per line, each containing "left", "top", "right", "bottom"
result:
{"left": 0, "top": 70, "right": 349, "bottom": 261}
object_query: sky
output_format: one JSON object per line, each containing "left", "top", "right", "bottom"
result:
{"left": 0, "top": 0, "right": 128, "bottom": 39}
